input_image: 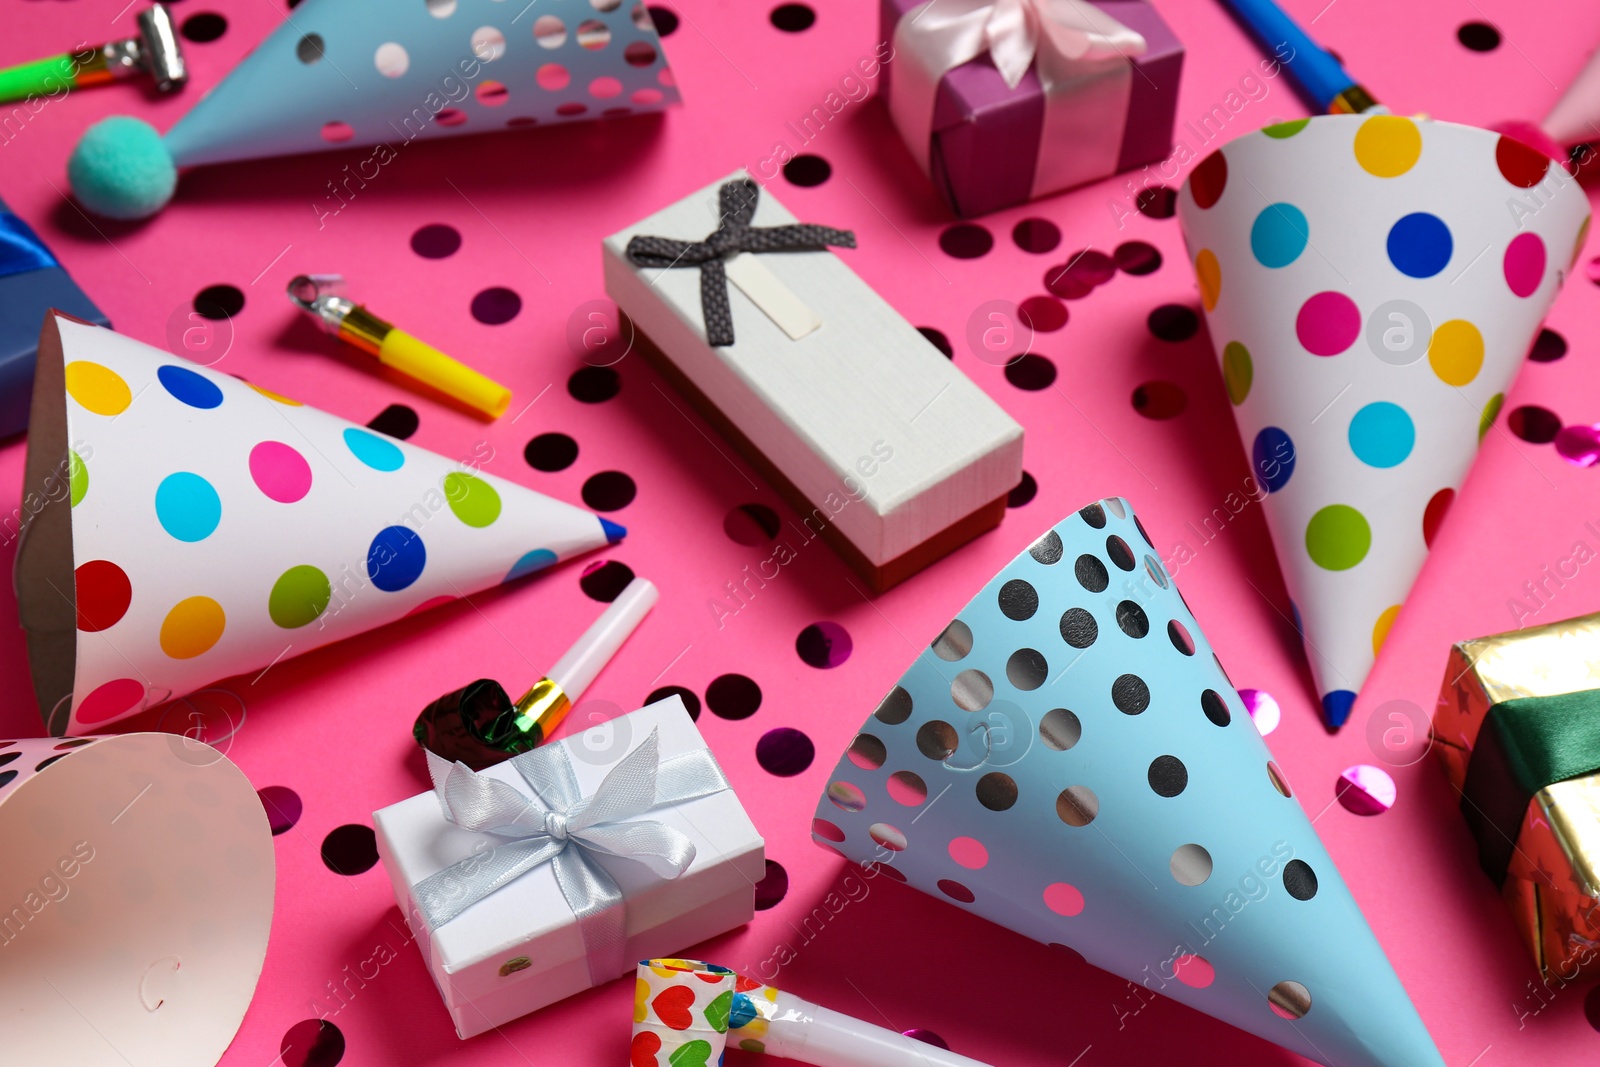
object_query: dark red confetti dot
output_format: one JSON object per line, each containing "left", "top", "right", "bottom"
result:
{"left": 707, "top": 673, "right": 762, "bottom": 719}
{"left": 756, "top": 728, "right": 815, "bottom": 776}
{"left": 525, "top": 431, "right": 578, "bottom": 471}
{"left": 1133, "top": 381, "right": 1187, "bottom": 419}
{"left": 1189, "top": 151, "right": 1228, "bottom": 209}
{"left": 937, "top": 878, "right": 975, "bottom": 903}
{"left": 1496, "top": 135, "right": 1552, "bottom": 188}
{"left": 1529, "top": 328, "right": 1567, "bottom": 363}
{"left": 1422, "top": 488, "right": 1454, "bottom": 548}
{"left": 1583, "top": 982, "right": 1600, "bottom": 1032}
{"left": 1005, "top": 353, "right": 1056, "bottom": 391}
{"left": 0, "top": 770, "right": 15, "bottom": 790}
{"left": 725, "top": 503, "right": 780, "bottom": 545}
{"left": 918, "top": 326, "right": 953, "bottom": 358}
{"left": 75, "top": 559, "right": 132, "bottom": 632}
{"left": 281, "top": 1019, "right": 345, "bottom": 1067}
{"left": 1115, "top": 241, "right": 1162, "bottom": 275}
{"left": 366, "top": 403, "right": 418, "bottom": 440}
{"left": 1046, "top": 250, "right": 1116, "bottom": 300}
{"left": 1508, "top": 405, "right": 1562, "bottom": 443}
{"left": 1458, "top": 21, "right": 1501, "bottom": 51}
{"left": 568, "top": 365, "right": 621, "bottom": 402}
{"left": 796, "top": 621, "right": 852, "bottom": 668}
{"left": 193, "top": 284, "right": 243, "bottom": 320}
{"left": 180, "top": 12, "right": 228, "bottom": 42}
{"left": 34, "top": 755, "right": 66, "bottom": 773}
{"left": 580, "top": 559, "right": 635, "bottom": 602}
{"left": 320, "top": 824, "right": 378, "bottom": 875}
{"left": 0, "top": 753, "right": 17, "bottom": 768}
{"left": 1018, "top": 295, "right": 1067, "bottom": 332}
{"left": 646, "top": 685, "right": 701, "bottom": 720}
{"left": 904, "top": 1030, "right": 950, "bottom": 1049}
{"left": 555, "top": 102, "right": 587, "bottom": 117}
{"left": 624, "top": 41, "right": 658, "bottom": 66}
{"left": 581, "top": 470, "right": 636, "bottom": 511}
{"left": 783, "top": 154, "right": 831, "bottom": 186}
{"left": 939, "top": 223, "right": 994, "bottom": 259}
{"left": 1012, "top": 218, "right": 1061, "bottom": 254}
{"left": 258, "top": 786, "right": 302, "bottom": 835}
{"left": 1147, "top": 304, "right": 1199, "bottom": 341}
{"left": 754, "top": 858, "right": 789, "bottom": 909}
{"left": 647, "top": 5, "right": 679, "bottom": 36}
{"left": 410, "top": 223, "right": 462, "bottom": 259}
{"left": 1007, "top": 471, "right": 1037, "bottom": 508}
{"left": 470, "top": 286, "right": 522, "bottom": 325}
{"left": 770, "top": 3, "right": 815, "bottom": 31}
{"left": 1137, "top": 186, "right": 1177, "bottom": 218}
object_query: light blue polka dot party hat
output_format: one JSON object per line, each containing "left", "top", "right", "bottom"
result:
{"left": 16, "top": 314, "right": 625, "bottom": 734}
{"left": 1177, "top": 115, "right": 1589, "bottom": 730}
{"left": 811, "top": 499, "right": 1444, "bottom": 1067}
{"left": 66, "top": 0, "right": 679, "bottom": 219}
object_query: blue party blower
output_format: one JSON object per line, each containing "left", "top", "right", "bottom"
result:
{"left": 1216, "top": 0, "right": 1380, "bottom": 114}
{"left": 811, "top": 498, "right": 1444, "bottom": 1066}
{"left": 0, "top": 199, "right": 109, "bottom": 437}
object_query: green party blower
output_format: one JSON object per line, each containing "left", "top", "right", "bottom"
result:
{"left": 0, "top": 5, "right": 185, "bottom": 105}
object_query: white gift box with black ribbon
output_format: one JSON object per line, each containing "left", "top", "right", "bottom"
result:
{"left": 604, "top": 171, "right": 1024, "bottom": 593}
{"left": 372, "top": 697, "right": 764, "bottom": 1038}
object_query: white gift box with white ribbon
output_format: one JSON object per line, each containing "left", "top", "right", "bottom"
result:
{"left": 373, "top": 698, "right": 764, "bottom": 1038}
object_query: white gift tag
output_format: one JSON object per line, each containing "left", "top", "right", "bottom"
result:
{"left": 725, "top": 252, "right": 823, "bottom": 341}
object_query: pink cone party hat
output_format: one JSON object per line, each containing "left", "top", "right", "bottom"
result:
{"left": 1177, "top": 115, "right": 1589, "bottom": 728}
{"left": 0, "top": 732, "right": 273, "bottom": 1067}
{"left": 16, "top": 313, "right": 625, "bottom": 734}
{"left": 66, "top": 0, "right": 679, "bottom": 219}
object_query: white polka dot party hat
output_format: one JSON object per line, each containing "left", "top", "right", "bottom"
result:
{"left": 812, "top": 501, "right": 1443, "bottom": 1067}
{"left": 1177, "top": 115, "right": 1589, "bottom": 730}
{"left": 16, "top": 314, "right": 625, "bottom": 735}
{"left": 0, "top": 732, "right": 273, "bottom": 1067}
{"left": 66, "top": 0, "right": 679, "bottom": 219}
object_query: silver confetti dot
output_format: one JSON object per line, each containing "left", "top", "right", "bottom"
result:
{"left": 917, "top": 720, "right": 958, "bottom": 760}
{"left": 1006, "top": 648, "right": 1048, "bottom": 691}
{"left": 1038, "top": 708, "right": 1081, "bottom": 751}
{"left": 1056, "top": 785, "right": 1098, "bottom": 826}
{"left": 827, "top": 781, "right": 866, "bottom": 812}
{"left": 848, "top": 733, "right": 886, "bottom": 770}
{"left": 874, "top": 686, "right": 913, "bottom": 725}
{"left": 869, "top": 822, "right": 906, "bottom": 851}
{"left": 1268, "top": 980, "right": 1312, "bottom": 1020}
{"left": 1170, "top": 843, "right": 1212, "bottom": 886}
{"left": 932, "top": 619, "right": 974, "bottom": 661}
{"left": 951, "top": 669, "right": 993, "bottom": 712}
{"left": 976, "top": 771, "right": 1018, "bottom": 811}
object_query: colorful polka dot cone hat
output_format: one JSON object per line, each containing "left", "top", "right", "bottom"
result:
{"left": 1176, "top": 116, "right": 1590, "bottom": 729}
{"left": 810, "top": 499, "right": 1443, "bottom": 1067}
{"left": 0, "top": 733, "right": 273, "bottom": 1067}
{"left": 631, "top": 959, "right": 736, "bottom": 1067}
{"left": 66, "top": 0, "right": 679, "bottom": 218}
{"left": 16, "top": 315, "right": 624, "bottom": 735}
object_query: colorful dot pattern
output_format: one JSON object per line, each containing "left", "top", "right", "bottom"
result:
{"left": 810, "top": 501, "right": 1431, "bottom": 1065}
{"left": 1177, "top": 115, "right": 1589, "bottom": 713}
{"left": 51, "top": 320, "right": 615, "bottom": 731}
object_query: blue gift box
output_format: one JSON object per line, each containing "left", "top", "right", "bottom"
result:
{"left": 0, "top": 200, "right": 109, "bottom": 437}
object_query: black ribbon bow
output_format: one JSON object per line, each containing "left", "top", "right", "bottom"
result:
{"left": 625, "top": 179, "right": 856, "bottom": 347}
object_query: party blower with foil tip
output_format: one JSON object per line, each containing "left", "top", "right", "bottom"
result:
{"left": 289, "top": 274, "right": 512, "bottom": 419}
{"left": 63, "top": 0, "right": 680, "bottom": 219}
{"left": 812, "top": 499, "right": 1444, "bottom": 1067}
{"left": 416, "top": 576, "right": 658, "bottom": 769}
{"left": 1176, "top": 114, "right": 1588, "bottom": 730}
{"left": 0, "top": 4, "right": 185, "bottom": 105}
{"left": 15, "top": 314, "right": 626, "bottom": 734}
{"left": 633, "top": 959, "right": 998, "bottom": 1067}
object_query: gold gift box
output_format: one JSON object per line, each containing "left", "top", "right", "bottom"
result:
{"left": 1432, "top": 612, "right": 1600, "bottom": 983}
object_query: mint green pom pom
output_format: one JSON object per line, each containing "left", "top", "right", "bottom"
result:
{"left": 68, "top": 116, "right": 176, "bottom": 220}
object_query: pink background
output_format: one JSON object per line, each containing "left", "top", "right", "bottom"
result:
{"left": 6, "top": 0, "right": 1600, "bottom": 1064}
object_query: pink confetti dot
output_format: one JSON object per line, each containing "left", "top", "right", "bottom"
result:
{"left": 631, "top": 88, "right": 664, "bottom": 106}
{"left": 537, "top": 63, "right": 569, "bottom": 91}
{"left": 947, "top": 836, "right": 988, "bottom": 869}
{"left": 1555, "top": 423, "right": 1600, "bottom": 467}
{"left": 589, "top": 76, "right": 622, "bottom": 99}
{"left": 1503, "top": 232, "right": 1547, "bottom": 297}
{"left": 249, "top": 441, "right": 313, "bottom": 503}
{"left": 1295, "top": 291, "right": 1361, "bottom": 356}
{"left": 76, "top": 677, "right": 146, "bottom": 724}
{"left": 1238, "top": 688, "right": 1280, "bottom": 736}
{"left": 1336, "top": 764, "right": 1396, "bottom": 815}
{"left": 1173, "top": 953, "right": 1215, "bottom": 988}
{"left": 1042, "top": 881, "right": 1084, "bottom": 916}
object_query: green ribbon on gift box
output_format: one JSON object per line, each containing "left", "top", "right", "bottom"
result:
{"left": 1460, "top": 689, "right": 1600, "bottom": 886}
